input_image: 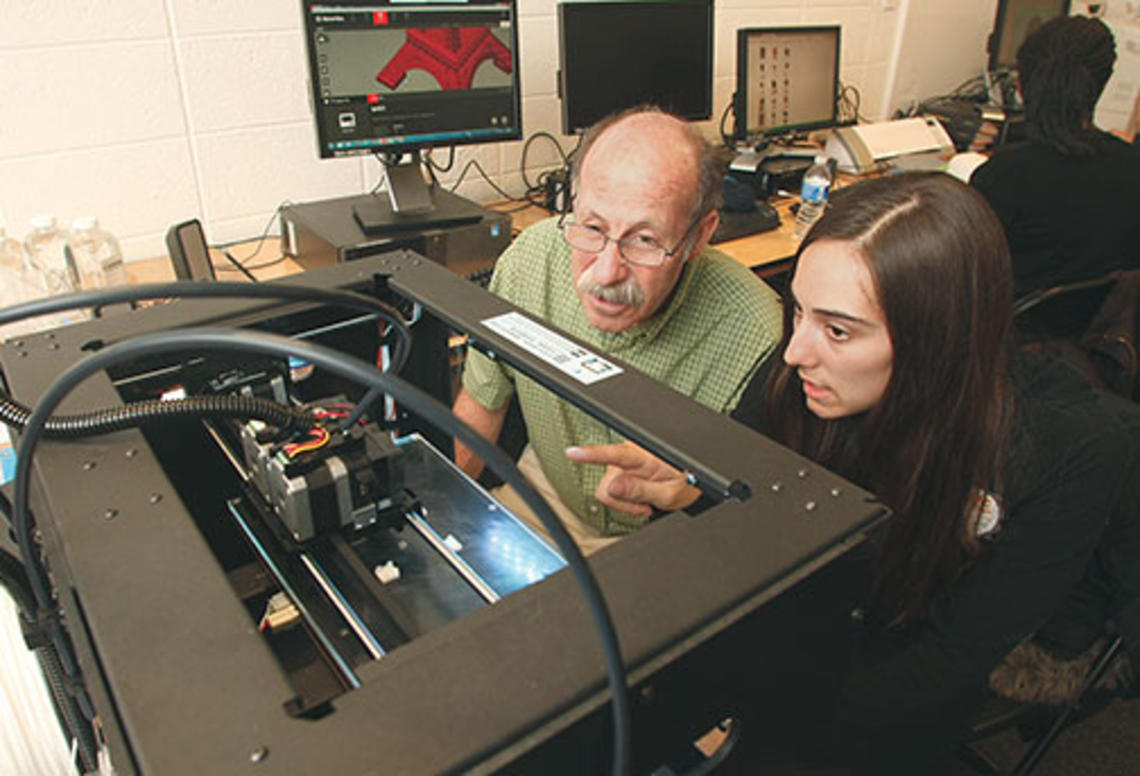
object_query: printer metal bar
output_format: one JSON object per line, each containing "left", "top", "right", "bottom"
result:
{"left": 384, "top": 253, "right": 754, "bottom": 503}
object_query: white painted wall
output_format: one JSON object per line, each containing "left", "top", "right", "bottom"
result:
{"left": 887, "top": 0, "right": 997, "bottom": 117}
{"left": 0, "top": 0, "right": 956, "bottom": 266}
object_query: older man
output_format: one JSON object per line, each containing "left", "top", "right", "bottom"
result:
{"left": 454, "top": 107, "right": 782, "bottom": 549}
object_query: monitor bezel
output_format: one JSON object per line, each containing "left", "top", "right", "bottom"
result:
{"left": 986, "top": 0, "right": 1071, "bottom": 71}
{"left": 556, "top": 0, "right": 715, "bottom": 135}
{"left": 300, "top": 0, "right": 524, "bottom": 160}
{"left": 732, "top": 25, "right": 841, "bottom": 144}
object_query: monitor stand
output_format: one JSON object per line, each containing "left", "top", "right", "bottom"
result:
{"left": 729, "top": 142, "right": 819, "bottom": 175}
{"left": 352, "top": 153, "right": 486, "bottom": 236}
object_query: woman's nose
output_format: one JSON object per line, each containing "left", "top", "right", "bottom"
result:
{"left": 783, "top": 320, "right": 816, "bottom": 368}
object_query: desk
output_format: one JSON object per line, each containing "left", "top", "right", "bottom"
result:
{"left": 126, "top": 193, "right": 805, "bottom": 286}
{"left": 125, "top": 239, "right": 315, "bottom": 285}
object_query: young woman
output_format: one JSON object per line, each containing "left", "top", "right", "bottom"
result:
{"left": 567, "top": 172, "right": 1140, "bottom": 771}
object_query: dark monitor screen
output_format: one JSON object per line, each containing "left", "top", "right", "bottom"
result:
{"left": 557, "top": 0, "right": 714, "bottom": 134}
{"left": 988, "top": 0, "right": 1070, "bottom": 70}
{"left": 734, "top": 26, "right": 840, "bottom": 143}
{"left": 300, "top": 0, "right": 522, "bottom": 158}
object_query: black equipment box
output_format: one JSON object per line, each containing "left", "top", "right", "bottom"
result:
{"left": 282, "top": 191, "right": 512, "bottom": 278}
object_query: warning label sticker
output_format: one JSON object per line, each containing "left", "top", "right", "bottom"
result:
{"left": 481, "top": 312, "right": 623, "bottom": 386}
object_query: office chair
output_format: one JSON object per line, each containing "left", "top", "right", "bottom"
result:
{"left": 959, "top": 633, "right": 1127, "bottom": 775}
{"left": 1013, "top": 273, "right": 1119, "bottom": 345}
{"left": 1011, "top": 273, "right": 1124, "bottom": 398}
{"left": 1080, "top": 269, "right": 1140, "bottom": 402}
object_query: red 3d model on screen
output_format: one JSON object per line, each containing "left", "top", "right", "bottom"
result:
{"left": 378, "top": 27, "right": 513, "bottom": 91}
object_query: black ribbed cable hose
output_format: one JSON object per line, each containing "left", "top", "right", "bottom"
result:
{"left": 0, "top": 391, "right": 315, "bottom": 438}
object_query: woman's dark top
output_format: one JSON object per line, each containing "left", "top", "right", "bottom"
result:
{"left": 970, "top": 135, "right": 1140, "bottom": 300}
{"left": 729, "top": 354, "right": 1140, "bottom": 772}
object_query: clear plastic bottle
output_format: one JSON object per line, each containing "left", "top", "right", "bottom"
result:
{"left": 793, "top": 154, "right": 835, "bottom": 240}
{"left": 24, "top": 215, "right": 79, "bottom": 296}
{"left": 0, "top": 222, "right": 30, "bottom": 308}
{"left": 68, "top": 217, "right": 126, "bottom": 290}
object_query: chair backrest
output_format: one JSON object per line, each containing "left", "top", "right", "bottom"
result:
{"left": 1013, "top": 273, "right": 1120, "bottom": 344}
{"left": 1080, "top": 269, "right": 1140, "bottom": 401}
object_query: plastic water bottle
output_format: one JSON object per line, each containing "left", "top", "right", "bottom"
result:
{"left": 24, "top": 216, "right": 78, "bottom": 296}
{"left": 0, "top": 223, "right": 30, "bottom": 308}
{"left": 793, "top": 155, "right": 834, "bottom": 240}
{"left": 68, "top": 217, "right": 126, "bottom": 290}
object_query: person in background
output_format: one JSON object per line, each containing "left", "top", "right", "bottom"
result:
{"left": 569, "top": 172, "right": 1140, "bottom": 772}
{"left": 452, "top": 106, "right": 782, "bottom": 553}
{"left": 971, "top": 15, "right": 1140, "bottom": 300}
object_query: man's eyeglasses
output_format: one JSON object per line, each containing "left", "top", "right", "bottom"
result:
{"left": 557, "top": 212, "right": 702, "bottom": 268}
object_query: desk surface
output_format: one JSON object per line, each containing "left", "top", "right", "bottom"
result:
{"left": 127, "top": 194, "right": 804, "bottom": 286}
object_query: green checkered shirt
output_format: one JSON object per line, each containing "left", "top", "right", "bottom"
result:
{"left": 463, "top": 217, "right": 782, "bottom": 535}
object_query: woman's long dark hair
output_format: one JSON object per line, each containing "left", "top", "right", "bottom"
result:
{"left": 1018, "top": 15, "right": 1116, "bottom": 156}
{"left": 765, "top": 172, "right": 1015, "bottom": 624}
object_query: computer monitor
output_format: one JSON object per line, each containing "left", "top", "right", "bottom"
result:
{"left": 988, "top": 0, "right": 1071, "bottom": 71}
{"left": 557, "top": 0, "right": 714, "bottom": 135}
{"left": 299, "top": 0, "right": 522, "bottom": 232}
{"left": 733, "top": 26, "right": 840, "bottom": 145}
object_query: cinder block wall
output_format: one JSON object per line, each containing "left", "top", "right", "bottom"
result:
{"left": 0, "top": 0, "right": 934, "bottom": 264}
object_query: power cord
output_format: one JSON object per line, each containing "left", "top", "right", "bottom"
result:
{"left": 214, "top": 200, "right": 293, "bottom": 270}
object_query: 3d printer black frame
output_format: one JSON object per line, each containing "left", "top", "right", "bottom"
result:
{"left": 0, "top": 251, "right": 887, "bottom": 774}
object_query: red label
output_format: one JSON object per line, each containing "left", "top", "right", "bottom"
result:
{"left": 373, "top": 11, "right": 388, "bottom": 25}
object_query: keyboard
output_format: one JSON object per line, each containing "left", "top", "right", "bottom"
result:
{"left": 709, "top": 202, "right": 781, "bottom": 244}
{"left": 465, "top": 264, "right": 495, "bottom": 288}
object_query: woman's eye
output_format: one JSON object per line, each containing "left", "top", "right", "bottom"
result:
{"left": 826, "top": 324, "right": 850, "bottom": 341}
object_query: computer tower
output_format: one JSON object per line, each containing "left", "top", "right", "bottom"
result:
{"left": 282, "top": 191, "right": 512, "bottom": 278}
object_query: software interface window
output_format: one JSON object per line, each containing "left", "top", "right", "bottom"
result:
{"left": 742, "top": 28, "right": 838, "bottom": 136}
{"left": 305, "top": 2, "right": 519, "bottom": 156}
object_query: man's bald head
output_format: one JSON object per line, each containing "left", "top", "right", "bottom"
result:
{"left": 570, "top": 106, "right": 724, "bottom": 223}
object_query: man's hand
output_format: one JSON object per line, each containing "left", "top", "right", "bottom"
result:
{"left": 565, "top": 442, "right": 700, "bottom": 517}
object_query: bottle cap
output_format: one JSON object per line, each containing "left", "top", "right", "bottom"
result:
{"left": 72, "top": 216, "right": 99, "bottom": 231}
{"left": 30, "top": 215, "right": 57, "bottom": 230}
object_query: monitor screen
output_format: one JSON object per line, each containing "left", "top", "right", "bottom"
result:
{"left": 557, "top": 0, "right": 714, "bottom": 134}
{"left": 300, "top": 0, "right": 522, "bottom": 158}
{"left": 988, "top": 0, "right": 1071, "bottom": 70}
{"left": 734, "top": 26, "right": 840, "bottom": 143}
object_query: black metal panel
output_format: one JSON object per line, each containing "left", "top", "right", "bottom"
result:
{"left": 0, "top": 251, "right": 887, "bottom": 774}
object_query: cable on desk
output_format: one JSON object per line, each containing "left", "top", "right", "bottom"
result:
{"left": 450, "top": 157, "right": 527, "bottom": 202}
{"left": 424, "top": 146, "right": 457, "bottom": 174}
{"left": 214, "top": 200, "right": 294, "bottom": 267}
{"left": 719, "top": 96, "right": 737, "bottom": 148}
{"left": 520, "top": 131, "right": 570, "bottom": 190}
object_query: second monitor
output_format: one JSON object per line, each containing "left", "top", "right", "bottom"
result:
{"left": 734, "top": 25, "right": 841, "bottom": 148}
{"left": 557, "top": 0, "right": 714, "bottom": 134}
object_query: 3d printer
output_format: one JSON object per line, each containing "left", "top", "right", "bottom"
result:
{"left": 0, "top": 252, "right": 886, "bottom": 775}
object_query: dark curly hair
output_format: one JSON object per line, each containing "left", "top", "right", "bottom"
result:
{"left": 1018, "top": 16, "right": 1116, "bottom": 156}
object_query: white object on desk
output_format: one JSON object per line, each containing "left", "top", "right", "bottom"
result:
{"left": 946, "top": 152, "right": 989, "bottom": 183}
{"left": 826, "top": 117, "right": 955, "bottom": 174}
